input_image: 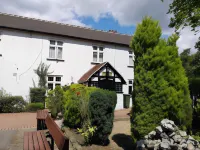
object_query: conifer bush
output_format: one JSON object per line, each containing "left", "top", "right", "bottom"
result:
{"left": 130, "top": 16, "right": 192, "bottom": 141}
{"left": 89, "top": 89, "right": 114, "bottom": 144}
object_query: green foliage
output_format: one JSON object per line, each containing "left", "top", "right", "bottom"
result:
{"left": 78, "top": 125, "right": 97, "bottom": 145}
{"left": 162, "top": 0, "right": 200, "bottom": 32}
{"left": 26, "top": 102, "right": 44, "bottom": 112}
{"left": 63, "top": 84, "right": 97, "bottom": 128}
{"left": 30, "top": 88, "right": 46, "bottom": 103}
{"left": 131, "top": 17, "right": 192, "bottom": 141}
{"left": 34, "top": 63, "right": 52, "bottom": 88}
{"left": 46, "top": 86, "right": 64, "bottom": 118}
{"left": 0, "top": 96, "right": 27, "bottom": 113}
{"left": 104, "top": 90, "right": 117, "bottom": 109}
{"left": 89, "top": 89, "right": 114, "bottom": 144}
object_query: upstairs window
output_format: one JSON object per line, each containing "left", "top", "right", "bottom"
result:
{"left": 93, "top": 46, "right": 104, "bottom": 63}
{"left": 129, "top": 51, "right": 133, "bottom": 66}
{"left": 49, "top": 40, "right": 63, "bottom": 59}
{"left": 47, "top": 76, "right": 62, "bottom": 90}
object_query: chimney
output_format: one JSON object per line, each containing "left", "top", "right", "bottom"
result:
{"left": 108, "top": 30, "right": 117, "bottom": 33}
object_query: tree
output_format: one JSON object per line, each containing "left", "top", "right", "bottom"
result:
{"left": 130, "top": 16, "right": 192, "bottom": 141}
{"left": 162, "top": 0, "right": 200, "bottom": 50}
{"left": 34, "top": 63, "right": 52, "bottom": 88}
{"left": 162, "top": 0, "right": 200, "bottom": 32}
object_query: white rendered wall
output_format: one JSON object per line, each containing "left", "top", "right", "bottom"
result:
{"left": 0, "top": 29, "right": 134, "bottom": 109}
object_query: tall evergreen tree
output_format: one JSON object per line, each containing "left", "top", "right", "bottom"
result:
{"left": 130, "top": 17, "right": 192, "bottom": 141}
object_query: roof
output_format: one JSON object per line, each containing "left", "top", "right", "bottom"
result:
{"left": 78, "top": 62, "right": 126, "bottom": 84}
{"left": 0, "top": 13, "right": 132, "bottom": 46}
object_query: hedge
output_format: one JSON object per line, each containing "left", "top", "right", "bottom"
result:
{"left": 26, "top": 102, "right": 44, "bottom": 112}
{"left": 30, "top": 88, "right": 46, "bottom": 103}
{"left": 0, "top": 96, "right": 27, "bottom": 113}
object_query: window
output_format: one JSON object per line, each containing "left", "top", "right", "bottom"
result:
{"left": 49, "top": 40, "right": 63, "bottom": 59}
{"left": 128, "top": 79, "right": 133, "bottom": 95}
{"left": 115, "top": 82, "right": 122, "bottom": 93}
{"left": 47, "top": 76, "right": 62, "bottom": 90}
{"left": 93, "top": 46, "right": 104, "bottom": 63}
{"left": 129, "top": 51, "right": 133, "bottom": 66}
{"left": 91, "top": 81, "right": 98, "bottom": 87}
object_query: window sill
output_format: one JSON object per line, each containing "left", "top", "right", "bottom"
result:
{"left": 127, "top": 65, "right": 133, "bottom": 68}
{"left": 47, "top": 58, "right": 65, "bottom": 62}
{"left": 116, "top": 91, "right": 124, "bottom": 94}
{"left": 91, "top": 62, "right": 101, "bottom": 65}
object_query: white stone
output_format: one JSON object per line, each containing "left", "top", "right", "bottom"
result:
{"left": 187, "top": 143, "right": 195, "bottom": 150}
{"left": 148, "top": 131, "right": 156, "bottom": 139}
{"left": 173, "top": 135, "right": 182, "bottom": 143}
{"left": 179, "top": 130, "right": 187, "bottom": 137}
{"left": 160, "top": 142, "right": 170, "bottom": 149}
{"left": 156, "top": 126, "right": 163, "bottom": 133}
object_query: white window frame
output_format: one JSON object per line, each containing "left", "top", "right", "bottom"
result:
{"left": 92, "top": 45, "right": 104, "bottom": 63}
{"left": 128, "top": 51, "right": 133, "bottom": 66}
{"left": 128, "top": 79, "right": 133, "bottom": 95}
{"left": 47, "top": 75, "right": 62, "bottom": 90}
{"left": 49, "top": 40, "right": 63, "bottom": 59}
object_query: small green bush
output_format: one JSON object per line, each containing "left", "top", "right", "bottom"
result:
{"left": 0, "top": 96, "right": 27, "bottom": 113}
{"left": 63, "top": 99, "right": 81, "bottom": 128}
{"left": 89, "top": 89, "right": 114, "bottom": 144}
{"left": 30, "top": 88, "right": 46, "bottom": 103}
{"left": 26, "top": 103, "right": 44, "bottom": 112}
{"left": 46, "top": 86, "right": 64, "bottom": 118}
{"left": 104, "top": 90, "right": 117, "bottom": 109}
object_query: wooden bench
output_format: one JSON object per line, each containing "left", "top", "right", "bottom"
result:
{"left": 24, "top": 114, "right": 69, "bottom": 150}
{"left": 36, "top": 109, "right": 48, "bottom": 130}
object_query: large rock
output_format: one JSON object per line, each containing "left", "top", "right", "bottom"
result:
{"left": 172, "top": 135, "right": 182, "bottom": 143}
{"left": 168, "top": 132, "right": 176, "bottom": 137}
{"left": 187, "top": 143, "right": 195, "bottom": 150}
{"left": 160, "top": 141, "right": 170, "bottom": 149}
{"left": 148, "top": 131, "right": 156, "bottom": 139}
{"left": 160, "top": 133, "right": 169, "bottom": 139}
{"left": 156, "top": 126, "right": 163, "bottom": 134}
{"left": 179, "top": 130, "right": 187, "bottom": 137}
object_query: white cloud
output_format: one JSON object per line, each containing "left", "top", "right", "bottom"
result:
{"left": 0, "top": 0, "right": 198, "bottom": 52}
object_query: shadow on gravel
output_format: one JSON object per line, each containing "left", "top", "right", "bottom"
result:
{"left": 112, "top": 133, "right": 135, "bottom": 150}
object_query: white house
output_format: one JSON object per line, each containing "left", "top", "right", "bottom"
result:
{"left": 0, "top": 13, "right": 134, "bottom": 110}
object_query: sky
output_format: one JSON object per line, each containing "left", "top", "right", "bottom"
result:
{"left": 0, "top": 0, "right": 199, "bottom": 53}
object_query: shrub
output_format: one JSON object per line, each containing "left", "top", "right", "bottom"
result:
{"left": 26, "top": 102, "right": 44, "bottom": 112}
{"left": 130, "top": 17, "right": 192, "bottom": 141}
{"left": 104, "top": 90, "right": 117, "bottom": 109}
{"left": 30, "top": 88, "right": 46, "bottom": 103}
{"left": 89, "top": 89, "right": 114, "bottom": 144}
{"left": 46, "top": 86, "right": 64, "bottom": 118}
{"left": 63, "top": 99, "right": 81, "bottom": 128}
{"left": 63, "top": 84, "right": 97, "bottom": 128}
{"left": 0, "top": 96, "right": 27, "bottom": 113}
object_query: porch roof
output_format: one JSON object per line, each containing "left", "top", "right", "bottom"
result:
{"left": 78, "top": 62, "right": 126, "bottom": 84}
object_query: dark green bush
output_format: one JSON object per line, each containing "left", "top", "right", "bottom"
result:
{"left": 30, "top": 88, "right": 46, "bottom": 103}
{"left": 89, "top": 89, "right": 114, "bottom": 144}
{"left": 0, "top": 96, "right": 27, "bottom": 113}
{"left": 104, "top": 90, "right": 117, "bottom": 109}
{"left": 26, "top": 102, "right": 44, "bottom": 112}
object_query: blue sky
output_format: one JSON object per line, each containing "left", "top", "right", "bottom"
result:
{"left": 82, "top": 16, "right": 135, "bottom": 36}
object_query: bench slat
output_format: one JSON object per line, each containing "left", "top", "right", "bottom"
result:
{"left": 24, "top": 132, "right": 29, "bottom": 150}
{"left": 36, "top": 131, "right": 45, "bottom": 150}
{"left": 28, "top": 132, "right": 34, "bottom": 150}
{"left": 33, "top": 132, "right": 40, "bottom": 150}
{"left": 40, "top": 131, "right": 51, "bottom": 150}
